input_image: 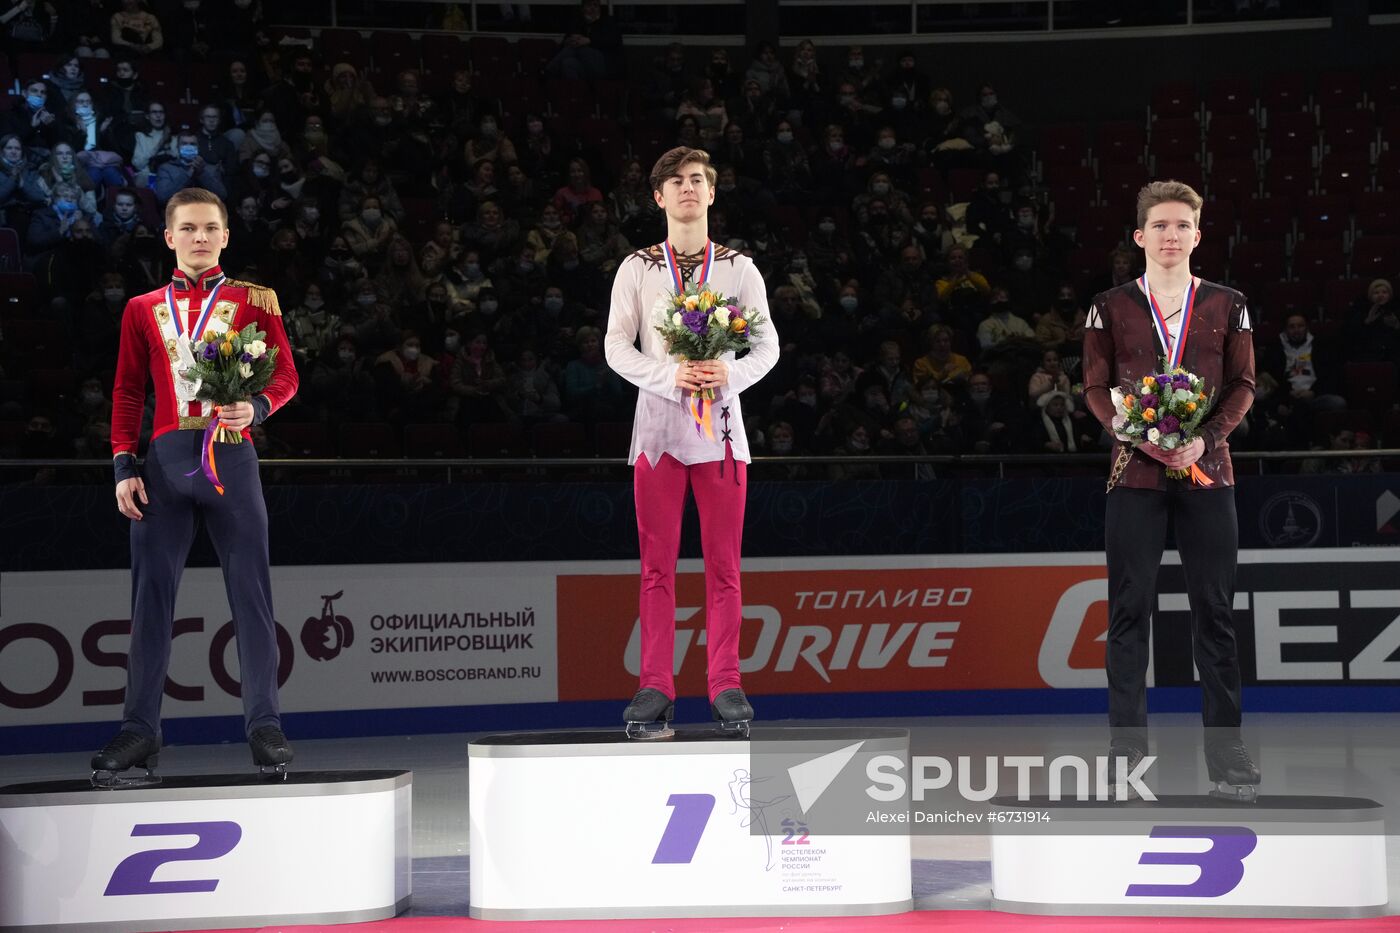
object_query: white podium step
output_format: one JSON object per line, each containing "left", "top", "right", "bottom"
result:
{"left": 0, "top": 771, "right": 412, "bottom": 932}
{"left": 469, "top": 728, "right": 912, "bottom": 921}
{"left": 989, "top": 795, "right": 1388, "bottom": 918}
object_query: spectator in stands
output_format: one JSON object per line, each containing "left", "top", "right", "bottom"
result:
{"left": 730, "top": 78, "right": 778, "bottom": 144}
{"left": 524, "top": 201, "right": 570, "bottom": 263}
{"left": 98, "top": 186, "right": 141, "bottom": 245}
{"left": 238, "top": 110, "right": 290, "bottom": 165}
{"left": 462, "top": 198, "right": 522, "bottom": 264}
{"left": 1027, "top": 347, "right": 1072, "bottom": 405}
{"left": 48, "top": 53, "right": 88, "bottom": 111}
{"left": 923, "top": 87, "right": 966, "bottom": 167}
{"left": 1302, "top": 427, "right": 1382, "bottom": 475}
{"left": 27, "top": 179, "right": 94, "bottom": 254}
{"left": 762, "top": 118, "right": 812, "bottom": 203}
{"left": 787, "top": 38, "right": 824, "bottom": 118}
{"left": 877, "top": 413, "right": 938, "bottom": 479}
{"left": 865, "top": 126, "right": 916, "bottom": 187}
{"left": 63, "top": 0, "right": 112, "bottom": 58}
{"left": 340, "top": 194, "right": 397, "bottom": 268}
{"left": 853, "top": 171, "right": 913, "bottom": 227}
{"left": 1342, "top": 279, "right": 1400, "bottom": 366}
{"left": 506, "top": 346, "right": 565, "bottom": 425}
{"left": 1003, "top": 244, "right": 1055, "bottom": 319}
{"left": 908, "top": 380, "right": 964, "bottom": 453}
{"left": 965, "top": 170, "right": 1011, "bottom": 245}
{"left": 958, "top": 369, "right": 1020, "bottom": 454}
{"left": 446, "top": 247, "right": 492, "bottom": 307}
{"left": 1092, "top": 245, "right": 1139, "bottom": 295}
{"left": 374, "top": 330, "right": 442, "bottom": 423}
{"left": 58, "top": 90, "right": 126, "bottom": 190}
{"left": 888, "top": 53, "right": 929, "bottom": 116}
{"left": 1030, "top": 389, "right": 1093, "bottom": 453}
{"left": 451, "top": 330, "right": 509, "bottom": 424}
{"left": 859, "top": 341, "right": 914, "bottom": 408}
{"left": 113, "top": 222, "right": 166, "bottom": 291}
{"left": 960, "top": 83, "right": 1020, "bottom": 163}
{"left": 285, "top": 282, "right": 338, "bottom": 368}
{"left": 0, "top": 134, "right": 47, "bottom": 223}
{"left": 811, "top": 123, "right": 857, "bottom": 195}
{"left": 4, "top": 79, "right": 62, "bottom": 152}
{"left": 35, "top": 210, "right": 103, "bottom": 310}
{"left": 1259, "top": 311, "right": 1348, "bottom": 446}
{"left": 127, "top": 99, "right": 170, "bottom": 188}
{"left": 103, "top": 59, "right": 149, "bottom": 129}
{"left": 642, "top": 43, "right": 688, "bottom": 121}
{"left": 154, "top": 130, "right": 226, "bottom": 204}
{"left": 1034, "top": 282, "right": 1079, "bottom": 348}
{"left": 913, "top": 323, "right": 972, "bottom": 387}
{"left": 165, "top": 0, "right": 215, "bottom": 62}
{"left": 575, "top": 201, "right": 632, "bottom": 275}
{"left": 553, "top": 157, "right": 603, "bottom": 224}
{"left": 38, "top": 141, "right": 95, "bottom": 214}
{"left": 546, "top": 0, "right": 624, "bottom": 81}
{"left": 374, "top": 235, "right": 426, "bottom": 308}
{"left": 437, "top": 70, "right": 489, "bottom": 140}
{"left": 311, "top": 334, "right": 375, "bottom": 424}
{"left": 935, "top": 244, "right": 990, "bottom": 303}
{"left": 563, "top": 324, "right": 624, "bottom": 422}
{"left": 339, "top": 159, "right": 404, "bottom": 224}
{"left": 976, "top": 284, "right": 1035, "bottom": 350}
{"left": 220, "top": 60, "right": 263, "bottom": 138}
{"left": 493, "top": 242, "right": 548, "bottom": 311}
{"left": 464, "top": 113, "right": 517, "bottom": 170}
{"left": 110, "top": 0, "right": 162, "bottom": 55}
{"left": 876, "top": 243, "right": 936, "bottom": 316}
{"left": 390, "top": 70, "right": 433, "bottom": 125}
{"left": 194, "top": 105, "right": 238, "bottom": 178}
{"left": 745, "top": 41, "right": 789, "bottom": 103}
{"left": 828, "top": 421, "right": 882, "bottom": 481}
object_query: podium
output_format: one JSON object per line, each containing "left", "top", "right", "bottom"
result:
{"left": 469, "top": 729, "right": 912, "bottom": 920}
{"left": 989, "top": 795, "right": 1388, "bottom": 918}
{"left": 0, "top": 771, "right": 412, "bottom": 932}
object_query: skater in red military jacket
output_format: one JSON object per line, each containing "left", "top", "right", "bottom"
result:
{"left": 93, "top": 187, "right": 299, "bottom": 786}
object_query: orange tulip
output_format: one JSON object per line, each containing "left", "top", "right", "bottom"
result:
{"left": 1186, "top": 401, "right": 1197, "bottom": 413}
{"left": 1142, "top": 408, "right": 1157, "bottom": 422}
{"left": 1123, "top": 394, "right": 1135, "bottom": 407}
{"left": 731, "top": 317, "right": 748, "bottom": 333}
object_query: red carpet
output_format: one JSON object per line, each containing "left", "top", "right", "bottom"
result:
{"left": 214, "top": 912, "right": 1400, "bottom": 932}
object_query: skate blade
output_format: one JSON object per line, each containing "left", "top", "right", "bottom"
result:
{"left": 91, "top": 770, "right": 161, "bottom": 789}
{"left": 625, "top": 722, "right": 675, "bottom": 740}
{"left": 714, "top": 720, "right": 751, "bottom": 739}
{"left": 258, "top": 763, "right": 289, "bottom": 780}
{"left": 1209, "top": 781, "right": 1259, "bottom": 803}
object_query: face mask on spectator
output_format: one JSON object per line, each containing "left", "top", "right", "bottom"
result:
{"left": 480, "top": 121, "right": 498, "bottom": 138}
{"left": 798, "top": 392, "right": 817, "bottom": 407}
{"left": 75, "top": 105, "right": 94, "bottom": 118}
{"left": 970, "top": 386, "right": 991, "bottom": 402}
{"left": 818, "top": 221, "right": 836, "bottom": 234}
{"left": 771, "top": 438, "right": 793, "bottom": 453}
{"left": 302, "top": 208, "right": 319, "bottom": 223}
{"left": 718, "top": 182, "right": 735, "bottom": 192}
{"left": 541, "top": 216, "right": 560, "bottom": 229}
{"left": 1017, "top": 212, "right": 1036, "bottom": 229}
{"left": 339, "top": 348, "right": 355, "bottom": 363}
{"left": 179, "top": 144, "right": 199, "bottom": 161}
{"left": 981, "top": 94, "right": 998, "bottom": 109}
{"left": 55, "top": 198, "right": 78, "bottom": 213}
{"left": 890, "top": 97, "right": 907, "bottom": 110}
{"left": 402, "top": 345, "right": 421, "bottom": 361}
{"left": 934, "top": 100, "right": 951, "bottom": 116}
{"left": 544, "top": 296, "right": 564, "bottom": 313}
{"left": 444, "top": 334, "right": 461, "bottom": 351}
{"left": 463, "top": 262, "right": 481, "bottom": 278}
{"left": 562, "top": 258, "right": 580, "bottom": 270}
{"left": 838, "top": 95, "right": 855, "bottom": 107}
{"left": 872, "top": 181, "right": 891, "bottom": 195}
{"left": 374, "top": 114, "right": 392, "bottom": 127}
{"left": 304, "top": 296, "right": 324, "bottom": 310}
{"left": 83, "top": 388, "right": 105, "bottom": 405}
{"left": 361, "top": 208, "right": 382, "bottom": 224}
{"left": 517, "top": 259, "right": 534, "bottom": 273}
{"left": 848, "top": 434, "right": 869, "bottom": 451}
{"left": 103, "top": 287, "right": 125, "bottom": 303}
{"left": 26, "top": 95, "right": 45, "bottom": 110}
{"left": 253, "top": 163, "right": 270, "bottom": 178}
{"left": 848, "top": 57, "right": 863, "bottom": 69}
{"left": 356, "top": 293, "right": 376, "bottom": 306}
{"left": 776, "top": 130, "right": 794, "bottom": 144}
{"left": 921, "top": 388, "right": 940, "bottom": 405}
{"left": 839, "top": 295, "right": 858, "bottom": 311}
{"left": 480, "top": 299, "right": 499, "bottom": 314}
{"left": 1013, "top": 255, "right": 1033, "bottom": 272}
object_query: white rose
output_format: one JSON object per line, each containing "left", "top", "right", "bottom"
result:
{"left": 714, "top": 307, "right": 731, "bottom": 325}
{"left": 672, "top": 311, "right": 684, "bottom": 326}
{"left": 1147, "top": 427, "right": 1161, "bottom": 444}
{"left": 239, "top": 362, "right": 253, "bottom": 378}
{"left": 1174, "top": 387, "right": 1193, "bottom": 403}
{"left": 247, "top": 339, "right": 268, "bottom": 359}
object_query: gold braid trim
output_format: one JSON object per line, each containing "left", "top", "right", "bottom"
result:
{"left": 1106, "top": 444, "right": 1131, "bottom": 493}
{"left": 225, "top": 279, "right": 282, "bottom": 316}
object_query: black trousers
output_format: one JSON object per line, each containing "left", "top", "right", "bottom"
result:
{"left": 1105, "top": 485, "right": 1243, "bottom": 752}
{"left": 123, "top": 430, "right": 282, "bottom": 740}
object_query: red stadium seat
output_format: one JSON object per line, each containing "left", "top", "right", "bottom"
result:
{"left": 594, "top": 79, "right": 630, "bottom": 120}
{"left": 373, "top": 32, "right": 420, "bottom": 78}
{"left": 319, "top": 28, "right": 368, "bottom": 67}
{"left": 1264, "top": 110, "right": 1317, "bottom": 161}
{"left": 1350, "top": 236, "right": 1400, "bottom": 279}
{"left": 1047, "top": 164, "right": 1096, "bottom": 211}
{"left": 339, "top": 422, "right": 401, "bottom": 458}
{"left": 269, "top": 422, "right": 332, "bottom": 458}
{"left": 27, "top": 367, "right": 73, "bottom": 404}
{"left": 1198, "top": 198, "right": 1238, "bottom": 247}
{"left": 1320, "top": 108, "right": 1377, "bottom": 157}
{"left": 1240, "top": 195, "right": 1295, "bottom": 241}
{"left": 1205, "top": 76, "right": 1255, "bottom": 117}
{"left": 1291, "top": 238, "right": 1347, "bottom": 281}
{"left": 1344, "top": 361, "right": 1398, "bottom": 413}
{"left": 469, "top": 36, "right": 514, "bottom": 77}
{"left": 1229, "top": 240, "right": 1287, "bottom": 286}
{"left": 1151, "top": 82, "right": 1199, "bottom": 120}
{"left": 0, "top": 228, "right": 19, "bottom": 272}
{"left": 403, "top": 423, "right": 466, "bottom": 458}
{"left": 422, "top": 34, "right": 468, "bottom": 79}
{"left": 1373, "top": 67, "right": 1400, "bottom": 108}
{"left": 1077, "top": 204, "right": 1128, "bottom": 250}
{"left": 1315, "top": 70, "right": 1365, "bottom": 114}
{"left": 1356, "top": 192, "right": 1400, "bottom": 236}
{"left": 1038, "top": 123, "right": 1089, "bottom": 167}
{"left": 1378, "top": 147, "right": 1400, "bottom": 192}
{"left": 517, "top": 38, "right": 559, "bottom": 78}
{"left": 1208, "top": 157, "right": 1259, "bottom": 203}
{"left": 468, "top": 422, "right": 528, "bottom": 457}
{"left": 1205, "top": 113, "right": 1259, "bottom": 162}
{"left": 1151, "top": 159, "right": 1203, "bottom": 194}
{"left": 0, "top": 273, "right": 37, "bottom": 317}
{"left": 1260, "top": 72, "right": 1309, "bottom": 119}
{"left": 1149, "top": 117, "right": 1201, "bottom": 162}
{"left": 1190, "top": 239, "right": 1227, "bottom": 284}
{"left": 1099, "top": 162, "right": 1147, "bottom": 206}
{"left": 593, "top": 422, "right": 632, "bottom": 458}
{"left": 1262, "top": 157, "right": 1313, "bottom": 198}
{"left": 1094, "top": 121, "right": 1146, "bottom": 166}
{"left": 531, "top": 422, "right": 588, "bottom": 457}
{"left": 1066, "top": 246, "right": 1106, "bottom": 293}
{"left": 1316, "top": 154, "right": 1371, "bottom": 198}
{"left": 1262, "top": 279, "right": 1322, "bottom": 319}
{"left": 1295, "top": 193, "right": 1352, "bottom": 241}
{"left": 1323, "top": 278, "right": 1369, "bottom": 319}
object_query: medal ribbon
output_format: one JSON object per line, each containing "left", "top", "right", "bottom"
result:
{"left": 1140, "top": 274, "right": 1196, "bottom": 369}
{"left": 166, "top": 277, "right": 225, "bottom": 342}
{"left": 663, "top": 239, "right": 714, "bottom": 291}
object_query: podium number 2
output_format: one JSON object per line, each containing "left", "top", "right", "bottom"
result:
{"left": 105, "top": 822, "right": 243, "bottom": 896}
{"left": 1126, "top": 826, "right": 1257, "bottom": 898}
{"left": 652, "top": 794, "right": 715, "bottom": 864}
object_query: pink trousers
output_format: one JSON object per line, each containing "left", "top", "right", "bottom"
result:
{"left": 634, "top": 448, "right": 747, "bottom": 702}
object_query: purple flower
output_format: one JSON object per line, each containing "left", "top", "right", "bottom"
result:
{"left": 1172, "top": 374, "right": 1190, "bottom": 389}
{"left": 201, "top": 344, "right": 218, "bottom": 361}
{"left": 1160, "top": 415, "right": 1181, "bottom": 434}
{"left": 681, "top": 309, "right": 708, "bottom": 334}
{"left": 1141, "top": 393, "right": 1159, "bottom": 409}
{"left": 240, "top": 351, "right": 254, "bottom": 363}
{"left": 725, "top": 304, "right": 741, "bottom": 317}
{"left": 1155, "top": 374, "right": 1172, "bottom": 386}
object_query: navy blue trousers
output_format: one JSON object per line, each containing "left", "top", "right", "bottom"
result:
{"left": 123, "top": 429, "right": 281, "bottom": 739}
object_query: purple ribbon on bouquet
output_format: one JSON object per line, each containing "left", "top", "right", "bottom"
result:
{"left": 185, "top": 408, "right": 226, "bottom": 495}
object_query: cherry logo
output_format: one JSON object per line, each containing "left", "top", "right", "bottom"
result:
{"left": 301, "top": 591, "right": 354, "bottom": 661}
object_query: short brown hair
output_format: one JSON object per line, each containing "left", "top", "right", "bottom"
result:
{"left": 649, "top": 146, "right": 717, "bottom": 193}
{"left": 165, "top": 187, "right": 229, "bottom": 228}
{"left": 1135, "top": 179, "right": 1203, "bottom": 230}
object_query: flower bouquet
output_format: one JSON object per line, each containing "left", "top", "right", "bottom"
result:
{"left": 1110, "top": 361, "right": 1214, "bottom": 485}
{"left": 652, "top": 282, "right": 765, "bottom": 440}
{"left": 179, "top": 323, "right": 278, "bottom": 494}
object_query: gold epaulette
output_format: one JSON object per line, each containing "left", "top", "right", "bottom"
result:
{"left": 224, "top": 278, "right": 282, "bottom": 316}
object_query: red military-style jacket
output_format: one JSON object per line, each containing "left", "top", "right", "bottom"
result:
{"left": 1083, "top": 278, "right": 1255, "bottom": 491}
{"left": 111, "top": 265, "right": 298, "bottom": 460}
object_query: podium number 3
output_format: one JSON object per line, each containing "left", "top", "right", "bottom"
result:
{"left": 1126, "top": 826, "right": 1257, "bottom": 898}
{"left": 652, "top": 794, "right": 716, "bottom": 864}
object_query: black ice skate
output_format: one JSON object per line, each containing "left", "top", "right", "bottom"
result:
{"left": 710, "top": 688, "right": 753, "bottom": 738}
{"left": 249, "top": 725, "right": 294, "bottom": 779}
{"left": 1206, "top": 740, "right": 1260, "bottom": 802}
{"left": 91, "top": 731, "right": 162, "bottom": 788}
{"left": 1106, "top": 742, "right": 1147, "bottom": 801}
{"left": 623, "top": 688, "right": 675, "bottom": 740}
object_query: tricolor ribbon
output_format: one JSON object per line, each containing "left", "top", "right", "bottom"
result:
{"left": 1140, "top": 274, "right": 1196, "bottom": 368}
{"left": 663, "top": 239, "right": 714, "bottom": 293}
{"left": 688, "top": 389, "right": 715, "bottom": 441}
{"left": 166, "top": 278, "right": 225, "bottom": 343}
{"left": 186, "top": 407, "right": 226, "bottom": 495}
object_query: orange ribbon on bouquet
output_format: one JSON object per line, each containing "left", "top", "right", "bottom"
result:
{"left": 688, "top": 390, "right": 715, "bottom": 441}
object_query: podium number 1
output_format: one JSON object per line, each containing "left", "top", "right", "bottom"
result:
{"left": 652, "top": 793, "right": 716, "bottom": 864}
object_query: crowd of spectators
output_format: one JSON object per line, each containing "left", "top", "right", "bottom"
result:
{"left": 1, "top": 0, "right": 1396, "bottom": 473}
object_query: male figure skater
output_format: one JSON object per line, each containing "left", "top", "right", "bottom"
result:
{"left": 1083, "top": 180, "right": 1260, "bottom": 800}
{"left": 93, "top": 187, "right": 299, "bottom": 785}
{"left": 604, "top": 147, "right": 778, "bottom": 738}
